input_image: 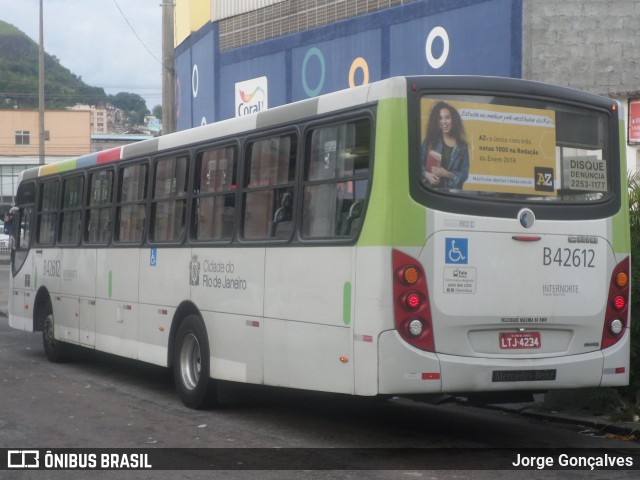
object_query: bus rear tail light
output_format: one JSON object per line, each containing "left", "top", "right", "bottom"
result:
{"left": 609, "top": 319, "right": 623, "bottom": 336}
{"left": 615, "top": 271, "right": 628, "bottom": 288}
{"left": 404, "top": 292, "right": 423, "bottom": 310}
{"left": 612, "top": 295, "right": 626, "bottom": 312}
{"left": 392, "top": 250, "right": 434, "bottom": 352}
{"left": 400, "top": 266, "right": 420, "bottom": 285}
{"left": 602, "top": 257, "right": 630, "bottom": 349}
{"left": 408, "top": 319, "right": 424, "bottom": 337}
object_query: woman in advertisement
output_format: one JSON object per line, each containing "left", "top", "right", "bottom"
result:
{"left": 422, "top": 101, "right": 469, "bottom": 190}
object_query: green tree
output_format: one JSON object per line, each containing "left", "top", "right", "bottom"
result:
{"left": 108, "top": 92, "right": 149, "bottom": 125}
{"left": 0, "top": 20, "right": 109, "bottom": 109}
{"left": 627, "top": 172, "right": 640, "bottom": 396}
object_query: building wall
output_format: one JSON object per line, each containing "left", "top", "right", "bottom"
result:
{"left": 522, "top": 0, "right": 640, "bottom": 172}
{"left": 217, "top": 0, "right": 411, "bottom": 51}
{"left": 69, "top": 105, "right": 109, "bottom": 134}
{"left": 175, "top": 0, "right": 211, "bottom": 46}
{"left": 0, "top": 110, "right": 91, "bottom": 157}
{"left": 0, "top": 109, "right": 91, "bottom": 203}
{"left": 176, "top": 0, "right": 287, "bottom": 45}
{"left": 522, "top": 0, "right": 640, "bottom": 97}
{"left": 212, "top": 0, "right": 287, "bottom": 22}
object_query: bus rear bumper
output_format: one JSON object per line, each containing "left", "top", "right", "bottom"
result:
{"left": 378, "top": 330, "right": 629, "bottom": 395}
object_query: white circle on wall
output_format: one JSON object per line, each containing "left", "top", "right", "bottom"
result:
{"left": 192, "top": 64, "right": 199, "bottom": 98}
{"left": 425, "top": 26, "right": 449, "bottom": 69}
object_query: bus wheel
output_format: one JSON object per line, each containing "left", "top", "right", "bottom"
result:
{"left": 42, "top": 304, "right": 66, "bottom": 362}
{"left": 173, "top": 315, "right": 216, "bottom": 409}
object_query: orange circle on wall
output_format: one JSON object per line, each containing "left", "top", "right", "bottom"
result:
{"left": 349, "top": 57, "right": 369, "bottom": 88}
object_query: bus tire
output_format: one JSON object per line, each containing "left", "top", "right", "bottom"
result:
{"left": 42, "top": 302, "right": 67, "bottom": 362}
{"left": 173, "top": 314, "right": 217, "bottom": 409}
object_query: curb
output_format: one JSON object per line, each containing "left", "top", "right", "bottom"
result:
{"left": 482, "top": 402, "right": 640, "bottom": 439}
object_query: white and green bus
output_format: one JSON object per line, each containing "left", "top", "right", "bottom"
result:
{"left": 8, "top": 76, "right": 630, "bottom": 408}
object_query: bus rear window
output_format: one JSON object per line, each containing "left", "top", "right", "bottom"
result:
{"left": 419, "top": 95, "right": 611, "bottom": 202}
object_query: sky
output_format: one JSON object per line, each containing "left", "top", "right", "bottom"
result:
{"left": 0, "top": 0, "right": 163, "bottom": 110}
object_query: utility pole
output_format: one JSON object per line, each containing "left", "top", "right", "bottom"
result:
{"left": 161, "top": 2, "right": 176, "bottom": 134}
{"left": 38, "top": 0, "right": 45, "bottom": 164}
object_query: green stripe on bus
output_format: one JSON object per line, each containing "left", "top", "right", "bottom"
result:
{"left": 343, "top": 281, "right": 352, "bottom": 326}
{"left": 612, "top": 118, "right": 631, "bottom": 254}
{"left": 357, "top": 97, "right": 426, "bottom": 247}
{"left": 39, "top": 158, "right": 77, "bottom": 176}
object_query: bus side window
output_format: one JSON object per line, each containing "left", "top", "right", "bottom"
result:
{"left": 3, "top": 211, "right": 12, "bottom": 235}
{"left": 60, "top": 175, "right": 84, "bottom": 245}
{"left": 11, "top": 181, "right": 35, "bottom": 255}
{"left": 37, "top": 179, "right": 59, "bottom": 245}
{"left": 14, "top": 206, "right": 33, "bottom": 250}
{"left": 151, "top": 155, "right": 188, "bottom": 243}
{"left": 302, "top": 119, "right": 371, "bottom": 239}
{"left": 85, "top": 169, "right": 113, "bottom": 244}
{"left": 191, "top": 146, "right": 237, "bottom": 242}
{"left": 116, "top": 163, "right": 148, "bottom": 243}
{"left": 243, "top": 134, "right": 297, "bottom": 240}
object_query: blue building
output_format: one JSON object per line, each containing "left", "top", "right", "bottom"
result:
{"left": 175, "top": 0, "right": 522, "bottom": 130}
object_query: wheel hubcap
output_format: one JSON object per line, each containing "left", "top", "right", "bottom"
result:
{"left": 179, "top": 333, "right": 201, "bottom": 391}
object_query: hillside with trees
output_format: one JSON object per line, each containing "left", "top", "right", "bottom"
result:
{"left": 0, "top": 20, "right": 150, "bottom": 124}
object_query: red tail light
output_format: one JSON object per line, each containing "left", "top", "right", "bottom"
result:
{"left": 602, "top": 257, "right": 630, "bottom": 349}
{"left": 405, "top": 292, "right": 422, "bottom": 310}
{"left": 612, "top": 295, "right": 626, "bottom": 311}
{"left": 392, "top": 249, "right": 434, "bottom": 352}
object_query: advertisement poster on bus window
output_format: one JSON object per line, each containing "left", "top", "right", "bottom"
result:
{"left": 420, "top": 98, "right": 557, "bottom": 196}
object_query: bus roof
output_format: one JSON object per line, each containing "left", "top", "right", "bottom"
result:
{"left": 20, "top": 76, "right": 409, "bottom": 182}
{"left": 23, "top": 74, "right": 615, "bottom": 184}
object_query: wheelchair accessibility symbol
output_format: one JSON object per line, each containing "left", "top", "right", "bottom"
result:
{"left": 445, "top": 238, "right": 468, "bottom": 264}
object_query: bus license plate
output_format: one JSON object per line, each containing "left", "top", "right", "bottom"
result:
{"left": 499, "top": 332, "right": 541, "bottom": 349}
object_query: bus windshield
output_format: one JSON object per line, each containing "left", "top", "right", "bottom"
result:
{"left": 419, "top": 94, "right": 611, "bottom": 203}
